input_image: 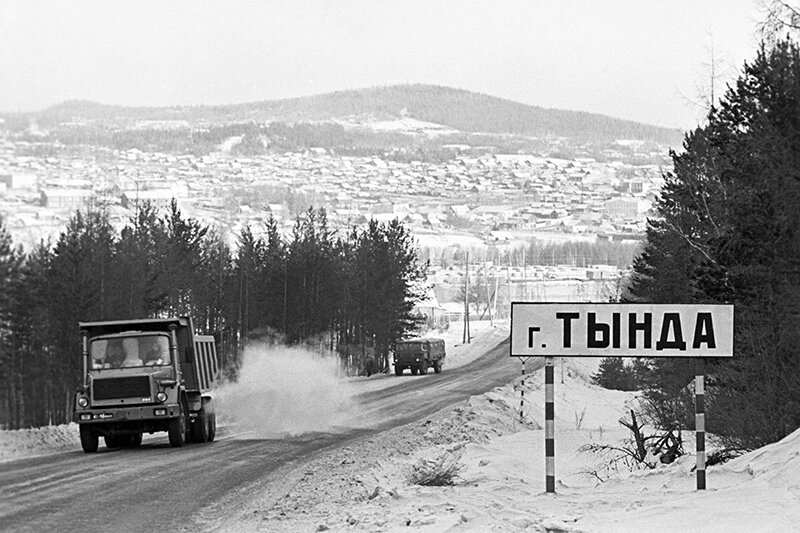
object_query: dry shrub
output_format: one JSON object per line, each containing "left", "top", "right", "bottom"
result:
{"left": 407, "top": 451, "right": 465, "bottom": 486}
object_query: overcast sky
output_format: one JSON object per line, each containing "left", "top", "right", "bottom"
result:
{"left": 1, "top": 1, "right": 764, "bottom": 129}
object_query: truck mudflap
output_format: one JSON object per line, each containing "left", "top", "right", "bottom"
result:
{"left": 75, "top": 403, "right": 181, "bottom": 424}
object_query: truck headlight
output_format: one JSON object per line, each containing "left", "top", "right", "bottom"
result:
{"left": 77, "top": 396, "right": 89, "bottom": 408}
{"left": 156, "top": 391, "right": 168, "bottom": 403}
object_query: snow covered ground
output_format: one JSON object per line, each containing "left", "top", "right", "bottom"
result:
{"left": 224, "top": 321, "right": 800, "bottom": 532}
{"left": 2, "top": 321, "right": 799, "bottom": 532}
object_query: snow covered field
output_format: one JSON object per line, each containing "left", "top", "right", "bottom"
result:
{"left": 2, "top": 321, "right": 799, "bottom": 532}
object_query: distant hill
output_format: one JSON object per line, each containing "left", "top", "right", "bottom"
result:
{"left": 25, "top": 84, "right": 682, "bottom": 145}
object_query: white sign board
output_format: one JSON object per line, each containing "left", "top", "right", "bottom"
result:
{"left": 510, "top": 303, "right": 734, "bottom": 357}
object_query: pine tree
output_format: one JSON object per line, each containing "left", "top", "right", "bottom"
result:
{"left": 352, "top": 218, "right": 427, "bottom": 371}
{"left": 154, "top": 200, "right": 209, "bottom": 316}
{"left": 0, "top": 215, "right": 23, "bottom": 428}
{"left": 46, "top": 209, "right": 117, "bottom": 423}
{"left": 626, "top": 39, "right": 800, "bottom": 449}
{"left": 8, "top": 244, "right": 52, "bottom": 427}
{"left": 113, "top": 201, "right": 167, "bottom": 317}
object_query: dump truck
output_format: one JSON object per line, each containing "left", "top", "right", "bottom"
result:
{"left": 73, "top": 316, "right": 219, "bottom": 452}
{"left": 393, "top": 337, "right": 446, "bottom": 376}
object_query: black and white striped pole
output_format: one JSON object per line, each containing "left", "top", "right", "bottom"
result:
{"left": 510, "top": 303, "right": 734, "bottom": 495}
{"left": 695, "top": 372, "right": 706, "bottom": 490}
{"left": 519, "top": 358, "right": 527, "bottom": 424}
{"left": 545, "top": 356, "right": 556, "bottom": 493}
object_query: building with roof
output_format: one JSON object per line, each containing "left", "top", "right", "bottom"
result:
{"left": 121, "top": 189, "right": 179, "bottom": 210}
{"left": 40, "top": 188, "right": 93, "bottom": 209}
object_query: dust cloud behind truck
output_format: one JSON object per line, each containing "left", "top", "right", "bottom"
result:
{"left": 73, "top": 316, "right": 219, "bottom": 452}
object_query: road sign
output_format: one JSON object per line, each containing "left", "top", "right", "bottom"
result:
{"left": 510, "top": 303, "right": 734, "bottom": 358}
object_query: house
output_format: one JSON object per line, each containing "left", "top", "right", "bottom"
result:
{"left": 469, "top": 205, "right": 516, "bottom": 223}
{"left": 622, "top": 178, "right": 647, "bottom": 194}
{"left": 267, "top": 204, "right": 286, "bottom": 219}
{"left": 404, "top": 213, "right": 426, "bottom": 225}
{"left": 440, "top": 302, "right": 466, "bottom": 322}
{"left": 450, "top": 204, "right": 471, "bottom": 217}
{"left": 604, "top": 197, "right": 652, "bottom": 219}
{"left": 2, "top": 172, "right": 37, "bottom": 190}
{"left": 121, "top": 188, "right": 178, "bottom": 210}
{"left": 40, "top": 188, "right": 93, "bottom": 209}
{"left": 413, "top": 290, "right": 447, "bottom": 329}
{"left": 370, "top": 213, "right": 397, "bottom": 223}
{"left": 427, "top": 214, "right": 444, "bottom": 227}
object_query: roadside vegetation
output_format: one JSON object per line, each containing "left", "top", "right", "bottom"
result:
{"left": 407, "top": 450, "right": 467, "bottom": 487}
{"left": 593, "top": 38, "right": 800, "bottom": 453}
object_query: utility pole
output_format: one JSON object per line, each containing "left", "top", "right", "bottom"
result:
{"left": 493, "top": 271, "right": 500, "bottom": 323}
{"left": 463, "top": 251, "right": 471, "bottom": 344}
{"left": 506, "top": 253, "right": 512, "bottom": 319}
{"left": 522, "top": 248, "right": 528, "bottom": 301}
{"left": 282, "top": 257, "right": 288, "bottom": 334}
{"left": 484, "top": 259, "right": 493, "bottom": 326}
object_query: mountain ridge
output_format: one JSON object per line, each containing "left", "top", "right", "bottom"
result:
{"left": 22, "top": 84, "right": 682, "bottom": 145}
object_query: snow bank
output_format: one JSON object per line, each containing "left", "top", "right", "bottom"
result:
{"left": 0, "top": 422, "right": 80, "bottom": 463}
{"left": 230, "top": 354, "right": 800, "bottom": 532}
{"left": 724, "top": 426, "right": 800, "bottom": 492}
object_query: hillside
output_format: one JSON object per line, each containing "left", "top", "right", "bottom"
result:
{"left": 25, "top": 85, "right": 682, "bottom": 145}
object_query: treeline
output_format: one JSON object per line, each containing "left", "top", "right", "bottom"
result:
{"left": 8, "top": 119, "right": 671, "bottom": 166}
{"left": 18, "top": 120, "right": 458, "bottom": 161}
{"left": 596, "top": 39, "right": 800, "bottom": 451}
{"left": 0, "top": 204, "right": 425, "bottom": 429}
{"left": 429, "top": 239, "right": 641, "bottom": 270}
{"left": 520, "top": 239, "right": 640, "bottom": 270}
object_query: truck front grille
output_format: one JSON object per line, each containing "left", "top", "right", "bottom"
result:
{"left": 93, "top": 376, "right": 151, "bottom": 400}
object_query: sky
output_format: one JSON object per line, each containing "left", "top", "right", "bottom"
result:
{"left": 0, "top": 0, "right": 765, "bottom": 129}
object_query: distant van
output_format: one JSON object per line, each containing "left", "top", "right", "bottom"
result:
{"left": 394, "top": 338, "right": 446, "bottom": 376}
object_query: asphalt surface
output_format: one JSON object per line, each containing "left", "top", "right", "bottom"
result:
{"left": 0, "top": 336, "right": 541, "bottom": 533}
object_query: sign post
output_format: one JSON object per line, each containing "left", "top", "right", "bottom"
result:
{"left": 518, "top": 357, "right": 528, "bottom": 424}
{"left": 510, "top": 302, "right": 734, "bottom": 493}
{"left": 695, "top": 373, "right": 706, "bottom": 490}
{"left": 544, "top": 356, "right": 555, "bottom": 493}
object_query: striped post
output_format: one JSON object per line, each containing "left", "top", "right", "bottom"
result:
{"left": 545, "top": 356, "right": 556, "bottom": 493}
{"left": 519, "top": 358, "right": 526, "bottom": 423}
{"left": 695, "top": 373, "right": 706, "bottom": 490}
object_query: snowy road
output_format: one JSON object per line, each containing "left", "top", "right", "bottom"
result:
{"left": 0, "top": 335, "right": 529, "bottom": 533}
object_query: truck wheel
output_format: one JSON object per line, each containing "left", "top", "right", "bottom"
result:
{"left": 207, "top": 412, "right": 216, "bottom": 442}
{"left": 410, "top": 366, "right": 418, "bottom": 375}
{"left": 421, "top": 362, "right": 429, "bottom": 374}
{"left": 127, "top": 433, "right": 143, "bottom": 447}
{"left": 433, "top": 361, "right": 442, "bottom": 374}
{"left": 168, "top": 417, "right": 185, "bottom": 447}
{"left": 204, "top": 398, "right": 216, "bottom": 442}
{"left": 105, "top": 435, "right": 121, "bottom": 449}
{"left": 79, "top": 425, "right": 98, "bottom": 453}
{"left": 394, "top": 365, "right": 403, "bottom": 376}
{"left": 191, "top": 409, "right": 209, "bottom": 443}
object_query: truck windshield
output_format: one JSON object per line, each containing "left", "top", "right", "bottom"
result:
{"left": 397, "top": 342, "right": 426, "bottom": 352}
{"left": 90, "top": 335, "right": 171, "bottom": 369}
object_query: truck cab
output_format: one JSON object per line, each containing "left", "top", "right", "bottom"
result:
{"left": 394, "top": 337, "right": 446, "bottom": 376}
{"left": 73, "top": 317, "right": 219, "bottom": 452}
